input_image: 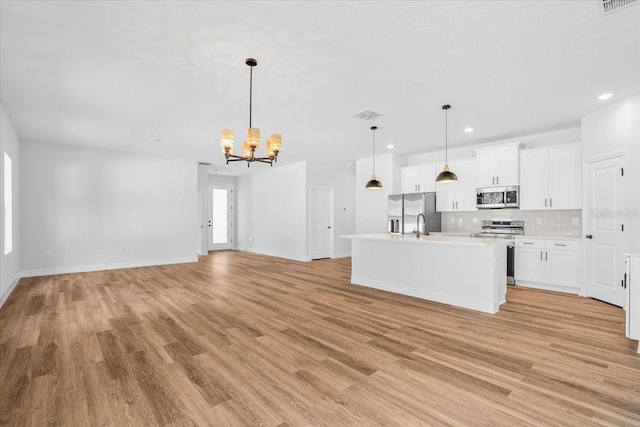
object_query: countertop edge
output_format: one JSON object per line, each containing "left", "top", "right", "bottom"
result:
{"left": 340, "top": 234, "right": 508, "bottom": 247}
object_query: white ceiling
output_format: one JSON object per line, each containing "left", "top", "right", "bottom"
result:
{"left": 1, "top": 1, "right": 639, "bottom": 175}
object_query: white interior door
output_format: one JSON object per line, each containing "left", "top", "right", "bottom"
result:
{"left": 585, "top": 154, "right": 625, "bottom": 307}
{"left": 207, "top": 184, "right": 233, "bottom": 251}
{"left": 310, "top": 187, "right": 334, "bottom": 260}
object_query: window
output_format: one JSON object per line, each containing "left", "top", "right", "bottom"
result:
{"left": 4, "top": 152, "right": 12, "bottom": 254}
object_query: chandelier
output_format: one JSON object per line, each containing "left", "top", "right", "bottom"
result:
{"left": 221, "top": 58, "right": 282, "bottom": 167}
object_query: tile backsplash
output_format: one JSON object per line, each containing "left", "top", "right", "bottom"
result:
{"left": 441, "top": 209, "right": 582, "bottom": 238}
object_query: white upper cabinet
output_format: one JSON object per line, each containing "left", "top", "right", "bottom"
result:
{"left": 436, "top": 158, "right": 477, "bottom": 212}
{"left": 548, "top": 145, "right": 582, "bottom": 210}
{"left": 519, "top": 150, "right": 548, "bottom": 209}
{"left": 401, "top": 163, "right": 436, "bottom": 193}
{"left": 520, "top": 143, "right": 581, "bottom": 210}
{"left": 475, "top": 143, "right": 520, "bottom": 187}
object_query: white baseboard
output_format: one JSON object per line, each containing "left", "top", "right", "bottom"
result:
{"left": 20, "top": 256, "right": 198, "bottom": 278}
{"left": 332, "top": 251, "right": 351, "bottom": 259}
{"left": 0, "top": 275, "right": 21, "bottom": 309}
{"left": 236, "top": 247, "right": 309, "bottom": 263}
{"left": 514, "top": 280, "right": 581, "bottom": 296}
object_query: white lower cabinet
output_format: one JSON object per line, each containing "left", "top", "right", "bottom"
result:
{"left": 514, "top": 241, "right": 545, "bottom": 283}
{"left": 515, "top": 237, "right": 581, "bottom": 293}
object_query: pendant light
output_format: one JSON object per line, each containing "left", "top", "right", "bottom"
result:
{"left": 436, "top": 104, "right": 458, "bottom": 183}
{"left": 365, "top": 126, "right": 383, "bottom": 189}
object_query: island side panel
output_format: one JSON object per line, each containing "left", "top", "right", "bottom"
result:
{"left": 350, "top": 239, "right": 506, "bottom": 314}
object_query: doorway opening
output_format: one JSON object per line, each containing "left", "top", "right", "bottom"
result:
{"left": 208, "top": 183, "right": 234, "bottom": 251}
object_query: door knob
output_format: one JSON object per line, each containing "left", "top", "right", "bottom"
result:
{"left": 328, "top": 226, "right": 331, "bottom": 229}
{"left": 586, "top": 234, "right": 593, "bottom": 239}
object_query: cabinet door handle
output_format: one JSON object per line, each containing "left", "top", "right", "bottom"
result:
{"left": 496, "top": 176, "right": 499, "bottom": 185}
{"left": 540, "top": 251, "right": 543, "bottom": 260}
{"left": 545, "top": 251, "right": 548, "bottom": 261}
{"left": 492, "top": 177, "right": 495, "bottom": 185}
{"left": 545, "top": 198, "right": 547, "bottom": 207}
{"left": 452, "top": 202, "right": 455, "bottom": 210}
{"left": 523, "top": 242, "right": 534, "bottom": 245}
{"left": 550, "top": 198, "right": 553, "bottom": 208}
{"left": 554, "top": 244, "right": 566, "bottom": 247}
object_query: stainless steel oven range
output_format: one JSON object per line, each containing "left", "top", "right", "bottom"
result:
{"left": 471, "top": 220, "right": 524, "bottom": 285}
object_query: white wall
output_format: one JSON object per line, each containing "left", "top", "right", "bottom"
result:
{"left": 236, "top": 162, "right": 308, "bottom": 261}
{"left": 355, "top": 153, "right": 400, "bottom": 234}
{"left": 581, "top": 93, "right": 640, "bottom": 253}
{"left": 1, "top": 102, "right": 21, "bottom": 307}
{"left": 21, "top": 141, "right": 198, "bottom": 276}
{"left": 307, "top": 162, "right": 356, "bottom": 258}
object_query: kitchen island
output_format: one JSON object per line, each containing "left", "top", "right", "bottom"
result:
{"left": 342, "top": 234, "right": 507, "bottom": 314}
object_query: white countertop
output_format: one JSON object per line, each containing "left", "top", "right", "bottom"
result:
{"left": 341, "top": 233, "right": 511, "bottom": 247}
{"left": 428, "top": 232, "right": 473, "bottom": 237}
{"left": 515, "top": 235, "right": 582, "bottom": 241}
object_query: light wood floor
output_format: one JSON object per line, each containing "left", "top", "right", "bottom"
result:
{"left": 1, "top": 251, "right": 639, "bottom": 426}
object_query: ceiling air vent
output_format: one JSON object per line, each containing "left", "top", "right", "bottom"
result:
{"left": 352, "top": 109, "right": 382, "bottom": 120}
{"left": 602, "top": 0, "right": 638, "bottom": 14}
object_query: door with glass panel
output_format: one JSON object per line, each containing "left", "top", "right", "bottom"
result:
{"left": 207, "top": 184, "right": 234, "bottom": 251}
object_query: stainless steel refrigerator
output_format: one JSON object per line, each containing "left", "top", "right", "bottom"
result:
{"left": 388, "top": 193, "right": 441, "bottom": 236}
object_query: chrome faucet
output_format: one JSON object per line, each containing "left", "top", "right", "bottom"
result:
{"left": 416, "top": 213, "right": 427, "bottom": 238}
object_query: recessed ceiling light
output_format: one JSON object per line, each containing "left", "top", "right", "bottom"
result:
{"left": 598, "top": 93, "right": 613, "bottom": 100}
{"left": 387, "top": 144, "right": 394, "bottom": 149}
{"left": 464, "top": 127, "right": 474, "bottom": 133}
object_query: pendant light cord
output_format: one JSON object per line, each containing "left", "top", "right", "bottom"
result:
{"left": 445, "top": 107, "right": 448, "bottom": 165}
{"left": 372, "top": 128, "right": 376, "bottom": 175}
{"left": 249, "top": 65, "right": 253, "bottom": 128}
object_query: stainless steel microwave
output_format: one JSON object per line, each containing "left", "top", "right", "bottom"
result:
{"left": 476, "top": 186, "right": 519, "bottom": 209}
